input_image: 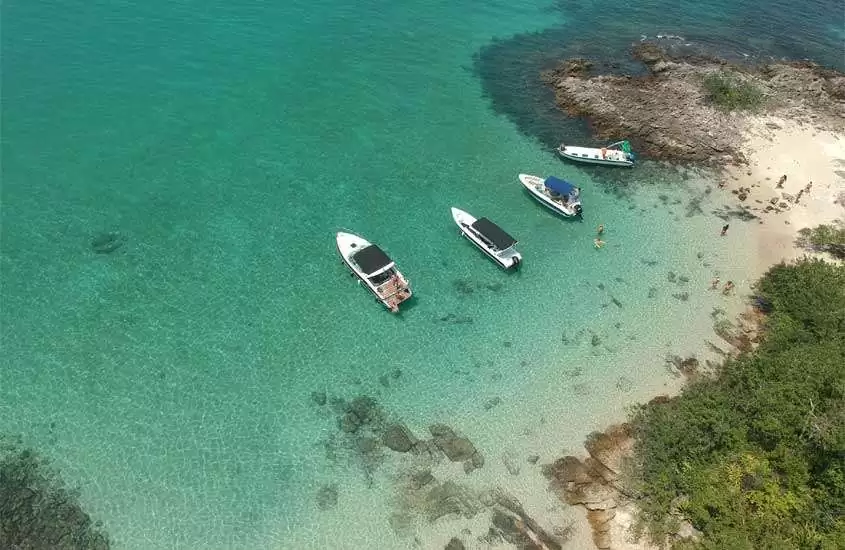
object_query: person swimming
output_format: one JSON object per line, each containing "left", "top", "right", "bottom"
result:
{"left": 597, "top": 224, "right": 605, "bottom": 235}
{"left": 710, "top": 277, "right": 720, "bottom": 289}
{"left": 594, "top": 238, "right": 605, "bottom": 249}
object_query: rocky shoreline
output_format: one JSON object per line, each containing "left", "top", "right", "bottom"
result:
{"left": 541, "top": 42, "right": 845, "bottom": 163}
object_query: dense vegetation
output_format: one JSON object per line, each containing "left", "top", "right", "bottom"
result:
{"left": 630, "top": 258, "right": 845, "bottom": 549}
{"left": 0, "top": 435, "right": 110, "bottom": 550}
{"left": 701, "top": 72, "right": 764, "bottom": 111}
{"left": 797, "top": 223, "right": 845, "bottom": 260}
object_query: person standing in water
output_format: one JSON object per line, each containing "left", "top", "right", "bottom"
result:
{"left": 722, "top": 281, "right": 735, "bottom": 295}
{"left": 710, "top": 277, "right": 721, "bottom": 289}
{"left": 777, "top": 175, "right": 787, "bottom": 188}
{"left": 721, "top": 224, "right": 729, "bottom": 236}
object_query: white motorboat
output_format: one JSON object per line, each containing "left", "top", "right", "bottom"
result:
{"left": 556, "top": 140, "right": 635, "bottom": 167}
{"left": 518, "top": 174, "right": 583, "bottom": 217}
{"left": 336, "top": 232, "right": 412, "bottom": 312}
{"left": 450, "top": 207, "right": 522, "bottom": 269}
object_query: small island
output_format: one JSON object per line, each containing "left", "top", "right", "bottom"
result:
{"left": 542, "top": 41, "right": 845, "bottom": 163}
{"left": 540, "top": 41, "right": 845, "bottom": 550}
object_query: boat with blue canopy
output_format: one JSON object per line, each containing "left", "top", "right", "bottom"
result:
{"left": 518, "top": 173, "right": 583, "bottom": 217}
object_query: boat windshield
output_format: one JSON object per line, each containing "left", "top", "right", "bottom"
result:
{"left": 370, "top": 268, "right": 396, "bottom": 285}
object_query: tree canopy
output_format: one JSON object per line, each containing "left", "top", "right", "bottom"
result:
{"left": 630, "top": 258, "right": 845, "bottom": 549}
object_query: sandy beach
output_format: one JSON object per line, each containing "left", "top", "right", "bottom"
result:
{"left": 570, "top": 116, "right": 845, "bottom": 550}
{"left": 724, "top": 116, "right": 845, "bottom": 273}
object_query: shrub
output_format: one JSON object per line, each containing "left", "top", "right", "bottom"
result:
{"left": 701, "top": 72, "right": 764, "bottom": 111}
{"left": 629, "top": 259, "right": 845, "bottom": 549}
{"left": 796, "top": 223, "right": 845, "bottom": 259}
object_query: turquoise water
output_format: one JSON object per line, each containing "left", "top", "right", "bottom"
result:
{"left": 1, "top": 0, "right": 841, "bottom": 548}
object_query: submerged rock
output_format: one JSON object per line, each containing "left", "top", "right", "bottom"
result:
{"left": 483, "top": 397, "right": 502, "bottom": 411}
{"left": 340, "top": 412, "right": 362, "bottom": 433}
{"left": 382, "top": 424, "right": 417, "bottom": 453}
{"left": 445, "top": 537, "right": 466, "bottom": 550}
{"left": 410, "top": 469, "right": 435, "bottom": 490}
{"left": 357, "top": 437, "right": 380, "bottom": 454}
{"left": 463, "top": 451, "right": 485, "bottom": 475}
{"left": 424, "top": 481, "right": 481, "bottom": 522}
{"left": 316, "top": 484, "right": 339, "bottom": 510}
{"left": 91, "top": 231, "right": 125, "bottom": 254}
{"left": 310, "top": 391, "right": 327, "bottom": 406}
{"left": 0, "top": 436, "right": 111, "bottom": 550}
{"left": 437, "top": 437, "right": 477, "bottom": 462}
{"left": 502, "top": 455, "right": 520, "bottom": 476}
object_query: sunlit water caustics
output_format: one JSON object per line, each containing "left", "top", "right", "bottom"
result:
{"left": 1, "top": 0, "right": 841, "bottom": 547}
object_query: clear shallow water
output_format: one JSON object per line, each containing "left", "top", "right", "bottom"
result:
{"left": 1, "top": 0, "right": 840, "bottom": 548}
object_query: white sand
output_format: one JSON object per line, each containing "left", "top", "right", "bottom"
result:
{"left": 723, "top": 116, "right": 845, "bottom": 272}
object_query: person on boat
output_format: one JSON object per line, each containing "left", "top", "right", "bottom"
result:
{"left": 721, "top": 224, "right": 729, "bottom": 236}
{"left": 722, "top": 281, "right": 735, "bottom": 295}
{"left": 597, "top": 224, "right": 605, "bottom": 235}
{"left": 594, "top": 238, "right": 605, "bottom": 249}
{"left": 710, "top": 277, "right": 720, "bottom": 289}
{"left": 601, "top": 147, "right": 607, "bottom": 159}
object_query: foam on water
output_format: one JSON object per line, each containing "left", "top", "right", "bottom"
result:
{"left": 1, "top": 0, "right": 839, "bottom": 548}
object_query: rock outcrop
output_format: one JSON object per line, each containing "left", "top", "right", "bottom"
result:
{"left": 543, "top": 423, "right": 635, "bottom": 549}
{"left": 541, "top": 41, "right": 845, "bottom": 163}
{"left": 412, "top": 481, "right": 564, "bottom": 550}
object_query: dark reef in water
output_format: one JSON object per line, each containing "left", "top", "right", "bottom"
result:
{"left": 474, "top": 0, "right": 843, "bottom": 153}
{"left": 0, "top": 435, "right": 110, "bottom": 549}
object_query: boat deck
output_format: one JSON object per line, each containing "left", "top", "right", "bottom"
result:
{"left": 559, "top": 145, "right": 631, "bottom": 164}
{"left": 376, "top": 277, "right": 407, "bottom": 298}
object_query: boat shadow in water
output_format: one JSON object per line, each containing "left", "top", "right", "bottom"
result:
{"left": 391, "top": 293, "right": 419, "bottom": 316}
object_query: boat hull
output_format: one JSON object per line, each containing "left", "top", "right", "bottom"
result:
{"left": 450, "top": 207, "right": 521, "bottom": 269}
{"left": 518, "top": 174, "right": 582, "bottom": 218}
{"left": 557, "top": 145, "right": 634, "bottom": 167}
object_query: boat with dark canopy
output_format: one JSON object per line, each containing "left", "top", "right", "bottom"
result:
{"left": 518, "top": 173, "right": 583, "bottom": 217}
{"left": 336, "top": 232, "right": 412, "bottom": 312}
{"left": 451, "top": 207, "right": 522, "bottom": 269}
